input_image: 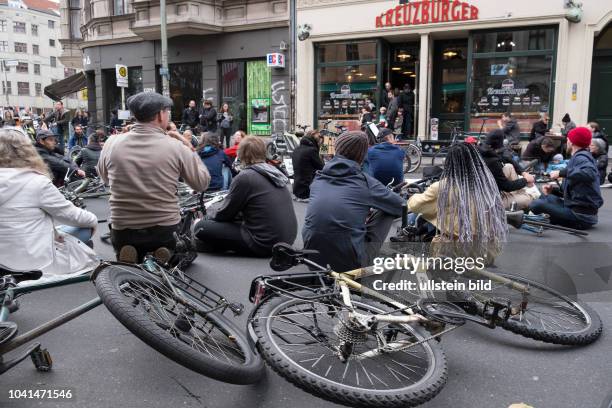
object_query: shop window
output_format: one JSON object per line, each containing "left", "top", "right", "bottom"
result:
{"left": 104, "top": 66, "right": 143, "bottom": 122}
{"left": 317, "top": 41, "right": 377, "bottom": 64}
{"left": 316, "top": 40, "right": 379, "bottom": 127}
{"left": 220, "top": 61, "right": 247, "bottom": 133}
{"left": 469, "top": 27, "right": 556, "bottom": 135}
{"left": 472, "top": 28, "right": 555, "bottom": 53}
{"left": 155, "top": 62, "right": 202, "bottom": 122}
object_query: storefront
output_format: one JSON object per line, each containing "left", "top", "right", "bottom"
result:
{"left": 82, "top": 27, "right": 290, "bottom": 135}
{"left": 297, "top": 0, "right": 612, "bottom": 140}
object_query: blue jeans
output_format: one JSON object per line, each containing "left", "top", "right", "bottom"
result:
{"left": 57, "top": 226, "right": 93, "bottom": 242}
{"left": 529, "top": 195, "right": 593, "bottom": 230}
{"left": 407, "top": 213, "right": 436, "bottom": 234}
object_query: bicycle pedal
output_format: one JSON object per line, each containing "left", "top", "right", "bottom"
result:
{"left": 229, "top": 302, "right": 244, "bottom": 316}
{"left": 30, "top": 347, "right": 53, "bottom": 372}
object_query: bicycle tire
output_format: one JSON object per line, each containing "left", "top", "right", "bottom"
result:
{"left": 405, "top": 144, "right": 422, "bottom": 173}
{"left": 492, "top": 273, "right": 602, "bottom": 346}
{"left": 252, "top": 290, "right": 447, "bottom": 408}
{"left": 402, "top": 154, "right": 412, "bottom": 177}
{"left": 95, "top": 264, "right": 264, "bottom": 384}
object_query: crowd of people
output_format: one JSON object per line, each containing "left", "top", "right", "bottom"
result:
{"left": 0, "top": 89, "right": 609, "bottom": 281}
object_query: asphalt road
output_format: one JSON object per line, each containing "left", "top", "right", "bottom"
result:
{"left": 2, "top": 186, "right": 612, "bottom": 408}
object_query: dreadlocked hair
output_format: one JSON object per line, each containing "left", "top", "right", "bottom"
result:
{"left": 435, "top": 143, "right": 508, "bottom": 260}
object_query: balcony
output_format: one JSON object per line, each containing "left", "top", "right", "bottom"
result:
{"left": 131, "top": 0, "right": 288, "bottom": 40}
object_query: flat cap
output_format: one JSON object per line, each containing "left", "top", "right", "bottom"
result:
{"left": 127, "top": 91, "right": 173, "bottom": 122}
{"left": 36, "top": 129, "right": 56, "bottom": 141}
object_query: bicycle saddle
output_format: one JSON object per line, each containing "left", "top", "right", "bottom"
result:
{"left": 0, "top": 266, "right": 42, "bottom": 283}
{"left": 270, "top": 243, "right": 319, "bottom": 272}
{"left": 506, "top": 211, "right": 525, "bottom": 229}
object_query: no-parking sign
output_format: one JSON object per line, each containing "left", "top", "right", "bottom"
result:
{"left": 116, "top": 64, "right": 128, "bottom": 88}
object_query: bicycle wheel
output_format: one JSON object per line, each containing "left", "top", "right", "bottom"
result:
{"left": 252, "top": 290, "right": 447, "bottom": 408}
{"left": 402, "top": 154, "right": 412, "bottom": 177}
{"left": 478, "top": 273, "right": 602, "bottom": 345}
{"left": 405, "top": 144, "right": 422, "bottom": 173}
{"left": 95, "top": 264, "right": 264, "bottom": 384}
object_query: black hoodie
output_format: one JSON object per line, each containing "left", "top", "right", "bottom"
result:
{"left": 292, "top": 136, "right": 324, "bottom": 199}
{"left": 213, "top": 164, "right": 297, "bottom": 253}
{"left": 75, "top": 143, "right": 102, "bottom": 178}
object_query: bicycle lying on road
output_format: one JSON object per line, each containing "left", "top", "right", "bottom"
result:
{"left": 0, "top": 258, "right": 262, "bottom": 383}
{"left": 246, "top": 238, "right": 602, "bottom": 407}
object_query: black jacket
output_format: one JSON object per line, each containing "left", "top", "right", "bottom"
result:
{"left": 559, "top": 149, "right": 604, "bottom": 224}
{"left": 502, "top": 118, "right": 521, "bottom": 145}
{"left": 75, "top": 144, "right": 102, "bottom": 178}
{"left": 592, "top": 151, "right": 608, "bottom": 185}
{"left": 36, "top": 144, "right": 74, "bottom": 185}
{"left": 398, "top": 91, "right": 415, "bottom": 115}
{"left": 302, "top": 155, "right": 404, "bottom": 272}
{"left": 479, "top": 146, "right": 527, "bottom": 193}
{"left": 199, "top": 107, "right": 218, "bottom": 132}
{"left": 292, "top": 136, "right": 324, "bottom": 199}
{"left": 522, "top": 135, "right": 555, "bottom": 164}
{"left": 181, "top": 108, "right": 199, "bottom": 129}
{"left": 214, "top": 165, "right": 297, "bottom": 253}
{"left": 529, "top": 120, "right": 549, "bottom": 141}
{"left": 44, "top": 110, "right": 70, "bottom": 138}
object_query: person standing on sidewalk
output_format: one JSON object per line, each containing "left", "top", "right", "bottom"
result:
{"left": 218, "top": 103, "right": 234, "bottom": 148}
{"left": 181, "top": 100, "right": 200, "bottom": 133}
{"left": 199, "top": 100, "right": 218, "bottom": 134}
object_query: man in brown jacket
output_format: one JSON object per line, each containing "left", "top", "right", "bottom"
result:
{"left": 97, "top": 92, "right": 210, "bottom": 263}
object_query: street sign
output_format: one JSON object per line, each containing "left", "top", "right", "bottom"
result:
{"left": 4, "top": 60, "right": 18, "bottom": 67}
{"left": 115, "top": 64, "right": 128, "bottom": 88}
{"left": 266, "top": 53, "right": 285, "bottom": 68}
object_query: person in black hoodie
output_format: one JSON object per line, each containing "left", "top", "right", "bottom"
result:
{"left": 181, "top": 100, "right": 200, "bottom": 132}
{"left": 75, "top": 131, "right": 104, "bottom": 178}
{"left": 302, "top": 131, "right": 404, "bottom": 272}
{"left": 292, "top": 130, "right": 324, "bottom": 201}
{"left": 530, "top": 127, "right": 603, "bottom": 230}
{"left": 529, "top": 112, "right": 549, "bottom": 141}
{"left": 194, "top": 136, "right": 297, "bottom": 256}
{"left": 199, "top": 100, "right": 218, "bottom": 134}
{"left": 35, "top": 129, "right": 84, "bottom": 186}
{"left": 479, "top": 130, "right": 535, "bottom": 210}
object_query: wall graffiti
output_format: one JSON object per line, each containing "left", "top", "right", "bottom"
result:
{"left": 271, "top": 80, "right": 289, "bottom": 134}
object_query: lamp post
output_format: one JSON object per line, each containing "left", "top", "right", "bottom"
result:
{"left": 2, "top": 60, "right": 18, "bottom": 107}
{"left": 160, "top": 0, "right": 169, "bottom": 97}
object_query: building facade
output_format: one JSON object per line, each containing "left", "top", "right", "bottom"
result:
{"left": 60, "top": 0, "right": 291, "bottom": 135}
{"left": 0, "top": 0, "right": 82, "bottom": 114}
{"left": 296, "top": 0, "right": 612, "bottom": 140}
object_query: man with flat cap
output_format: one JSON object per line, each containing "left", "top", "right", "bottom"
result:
{"left": 97, "top": 91, "right": 211, "bottom": 263}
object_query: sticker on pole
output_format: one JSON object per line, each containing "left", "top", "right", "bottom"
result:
{"left": 116, "top": 64, "right": 128, "bottom": 88}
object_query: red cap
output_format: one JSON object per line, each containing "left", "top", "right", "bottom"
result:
{"left": 567, "top": 127, "right": 592, "bottom": 148}
{"left": 464, "top": 136, "right": 478, "bottom": 145}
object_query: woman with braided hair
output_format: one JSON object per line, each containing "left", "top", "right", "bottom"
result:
{"left": 408, "top": 142, "right": 508, "bottom": 262}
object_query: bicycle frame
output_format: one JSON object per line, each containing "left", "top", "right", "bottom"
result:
{"left": 0, "top": 274, "right": 102, "bottom": 355}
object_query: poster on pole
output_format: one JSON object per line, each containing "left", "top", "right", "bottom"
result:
{"left": 116, "top": 64, "right": 129, "bottom": 88}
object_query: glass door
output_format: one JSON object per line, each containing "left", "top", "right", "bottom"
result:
{"left": 431, "top": 39, "right": 468, "bottom": 140}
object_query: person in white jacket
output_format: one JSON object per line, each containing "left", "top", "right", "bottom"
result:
{"left": 0, "top": 129, "right": 98, "bottom": 281}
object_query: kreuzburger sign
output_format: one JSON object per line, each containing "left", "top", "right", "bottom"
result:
{"left": 376, "top": 0, "right": 479, "bottom": 28}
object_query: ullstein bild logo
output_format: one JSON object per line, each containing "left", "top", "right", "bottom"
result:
{"left": 376, "top": 0, "right": 480, "bottom": 28}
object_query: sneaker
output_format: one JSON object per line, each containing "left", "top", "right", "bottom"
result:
{"left": 118, "top": 245, "right": 138, "bottom": 264}
{"left": 153, "top": 247, "right": 172, "bottom": 265}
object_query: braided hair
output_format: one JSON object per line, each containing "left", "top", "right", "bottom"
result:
{"left": 436, "top": 143, "right": 507, "bottom": 259}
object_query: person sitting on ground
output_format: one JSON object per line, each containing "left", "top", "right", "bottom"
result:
{"left": 197, "top": 133, "right": 232, "bottom": 191}
{"left": 521, "top": 135, "right": 557, "bottom": 172}
{"left": 68, "top": 124, "right": 88, "bottom": 151}
{"left": 224, "top": 130, "right": 245, "bottom": 161}
{"left": 408, "top": 142, "right": 507, "bottom": 262}
{"left": 498, "top": 112, "right": 521, "bottom": 146}
{"left": 590, "top": 138, "right": 608, "bottom": 185}
{"left": 0, "top": 129, "right": 98, "bottom": 278}
{"left": 75, "top": 131, "right": 104, "bottom": 178}
{"left": 479, "top": 129, "right": 535, "bottom": 211}
{"left": 589, "top": 121, "right": 608, "bottom": 153}
{"left": 561, "top": 113, "right": 577, "bottom": 137}
{"left": 529, "top": 112, "right": 550, "bottom": 141}
{"left": 194, "top": 136, "right": 297, "bottom": 257}
{"left": 97, "top": 91, "right": 211, "bottom": 263}
{"left": 545, "top": 154, "right": 568, "bottom": 174}
{"left": 529, "top": 127, "right": 603, "bottom": 230}
{"left": 302, "top": 131, "right": 404, "bottom": 272}
{"left": 35, "top": 129, "right": 85, "bottom": 186}
{"left": 292, "top": 129, "right": 324, "bottom": 201}
{"left": 367, "top": 128, "right": 405, "bottom": 187}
